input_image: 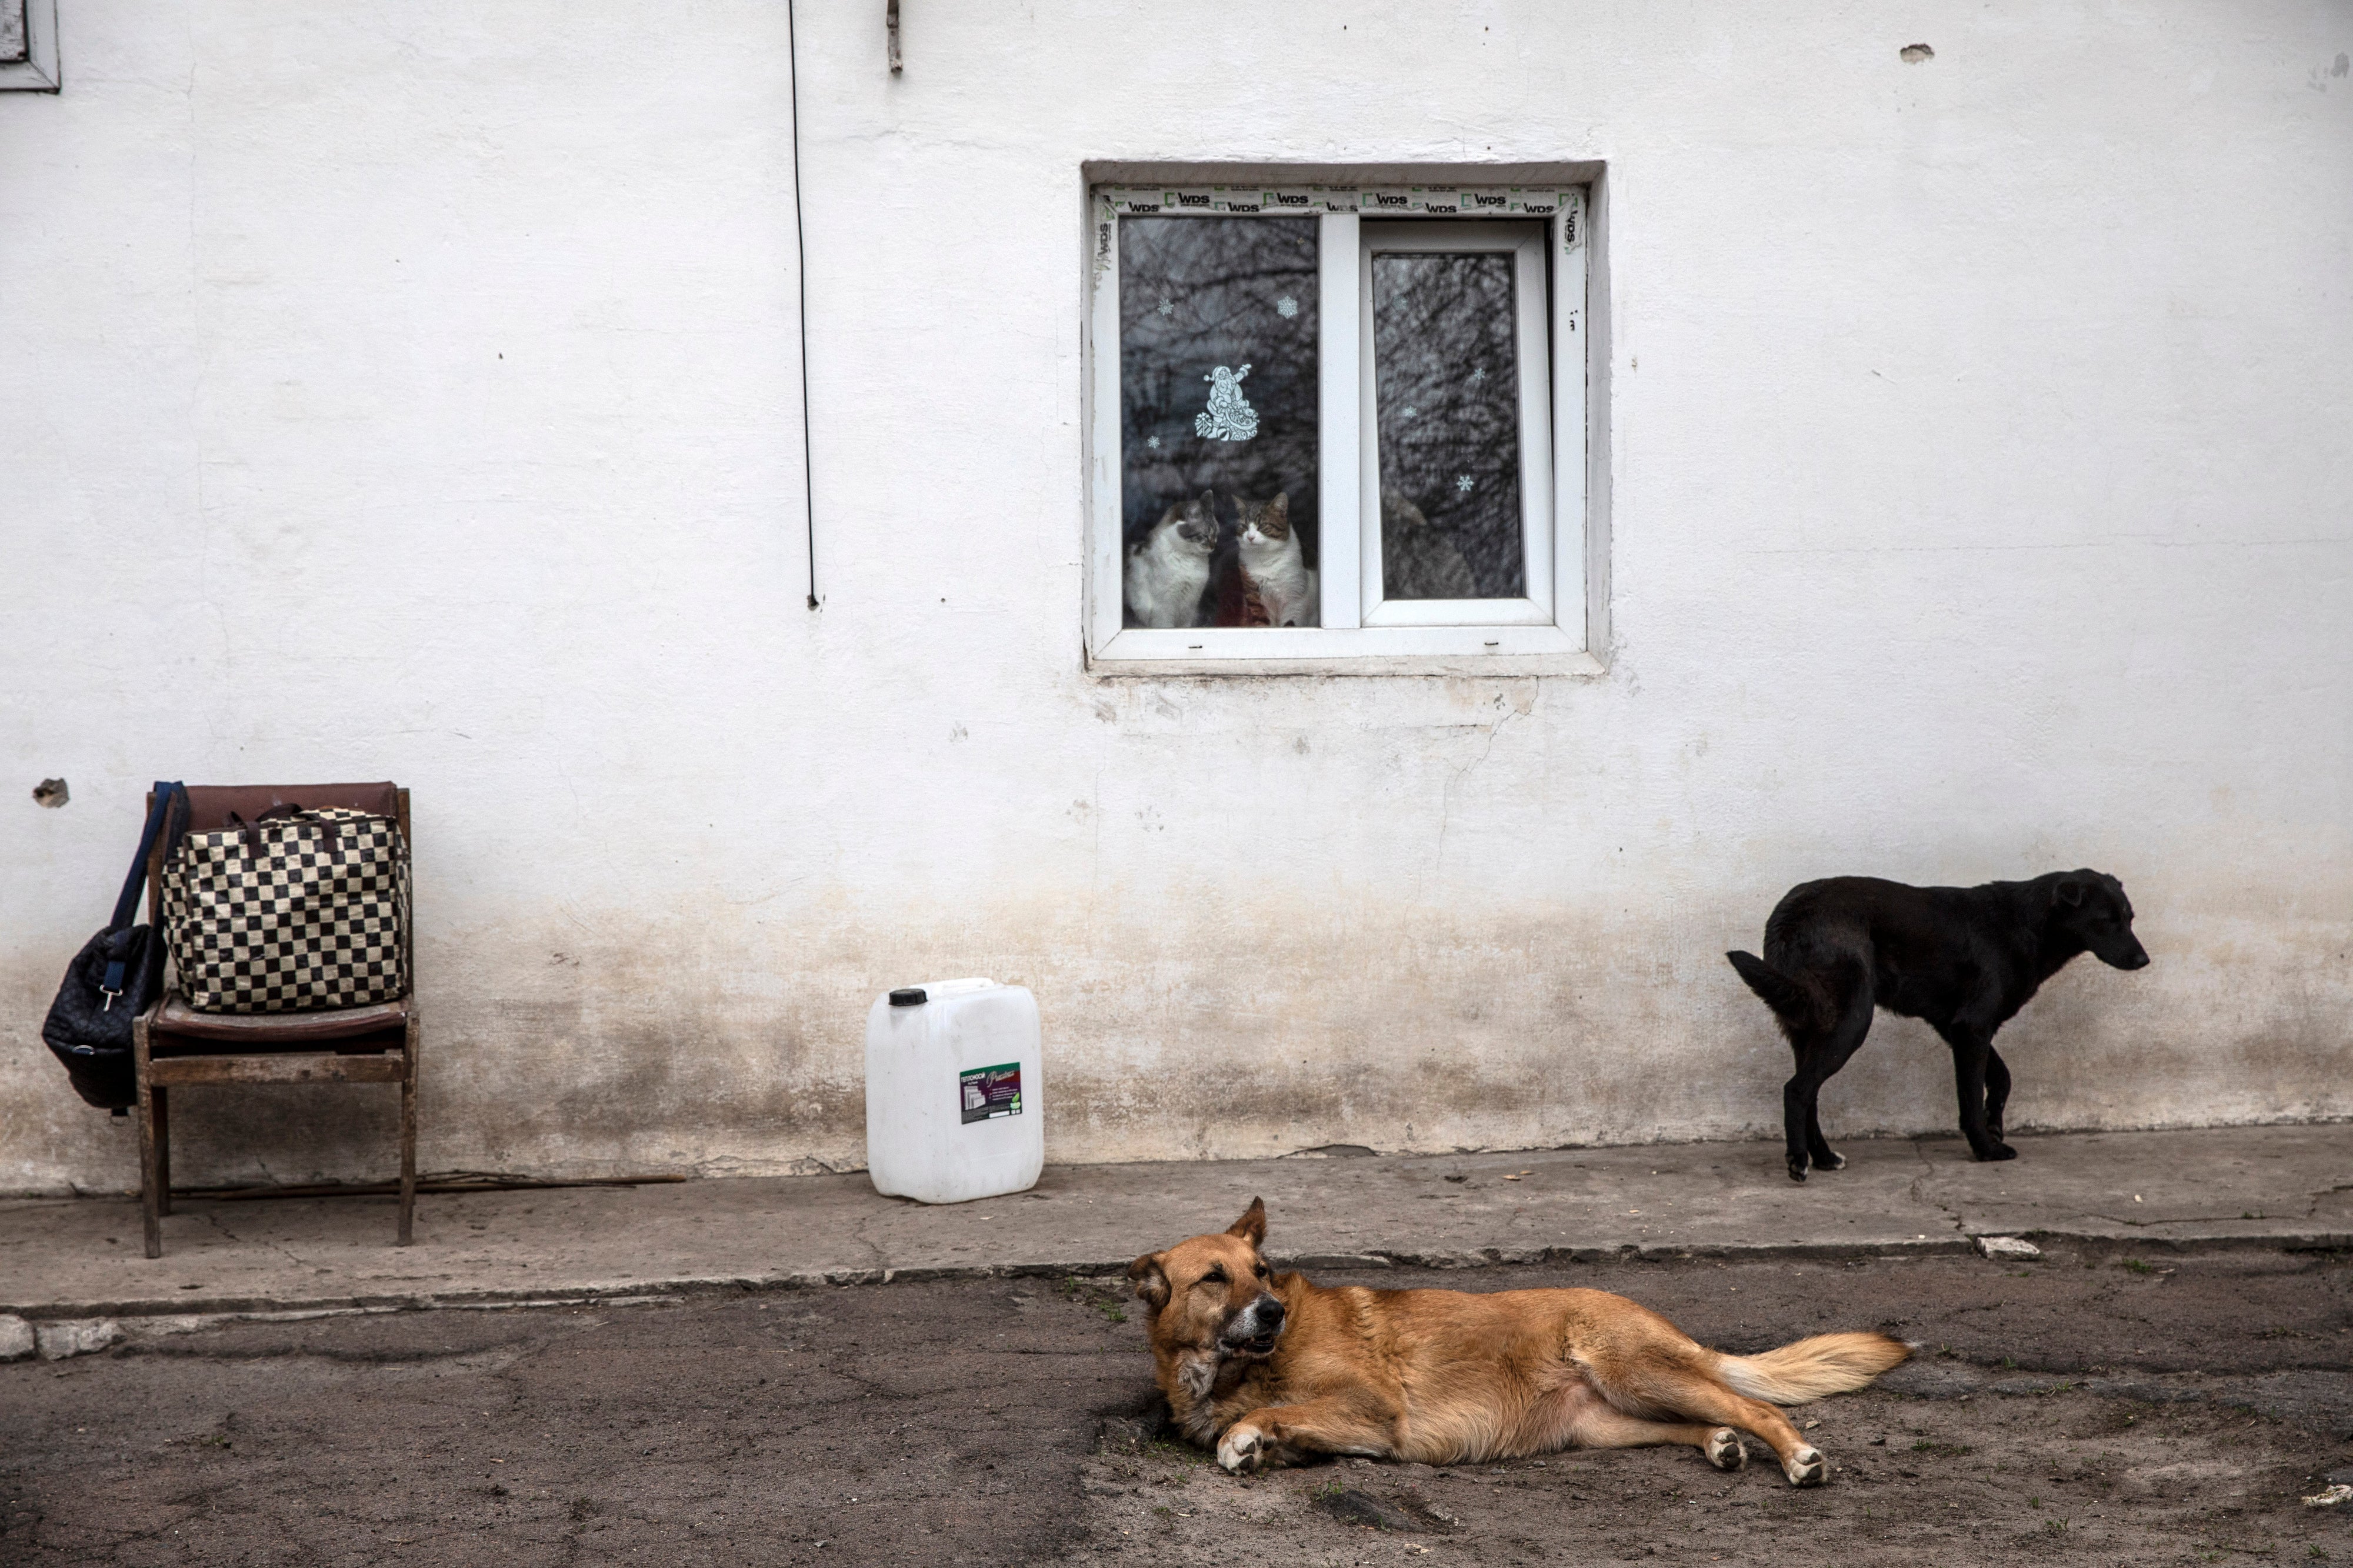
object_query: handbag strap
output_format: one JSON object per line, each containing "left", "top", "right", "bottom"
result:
{"left": 101, "top": 781, "right": 186, "bottom": 1000}
{"left": 224, "top": 802, "right": 323, "bottom": 856}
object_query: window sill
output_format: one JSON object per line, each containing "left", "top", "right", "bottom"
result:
{"left": 1084, "top": 624, "right": 1605, "bottom": 678}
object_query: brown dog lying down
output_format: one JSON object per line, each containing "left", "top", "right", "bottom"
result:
{"left": 1128, "top": 1200, "right": 1911, "bottom": 1486}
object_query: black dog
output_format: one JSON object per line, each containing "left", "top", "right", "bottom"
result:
{"left": 1728, "top": 871, "right": 2149, "bottom": 1183}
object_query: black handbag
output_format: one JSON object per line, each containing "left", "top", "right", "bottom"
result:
{"left": 41, "top": 782, "right": 188, "bottom": 1112}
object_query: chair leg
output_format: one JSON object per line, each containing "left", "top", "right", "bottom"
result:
{"left": 154, "top": 1085, "right": 172, "bottom": 1215}
{"left": 135, "top": 1018, "right": 162, "bottom": 1259}
{"left": 397, "top": 1016, "right": 418, "bottom": 1247}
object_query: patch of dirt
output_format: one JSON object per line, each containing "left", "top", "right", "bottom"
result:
{"left": 0, "top": 1285, "right": 1130, "bottom": 1567}
{"left": 1, "top": 1246, "right": 2347, "bottom": 1566}
{"left": 1071, "top": 1384, "right": 2344, "bottom": 1566}
{"left": 1068, "top": 1245, "right": 2353, "bottom": 1566}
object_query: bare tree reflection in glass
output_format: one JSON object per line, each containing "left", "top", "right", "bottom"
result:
{"left": 1372, "top": 250, "right": 1524, "bottom": 600}
{"left": 1120, "top": 217, "right": 1319, "bottom": 628}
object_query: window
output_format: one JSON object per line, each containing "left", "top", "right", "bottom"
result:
{"left": 1086, "top": 181, "right": 1597, "bottom": 672}
{"left": 0, "top": 0, "right": 60, "bottom": 92}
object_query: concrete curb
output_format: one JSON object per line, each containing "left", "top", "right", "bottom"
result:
{"left": 11, "top": 1126, "right": 2342, "bottom": 1331}
{"left": 12, "top": 1227, "right": 2345, "bottom": 1326}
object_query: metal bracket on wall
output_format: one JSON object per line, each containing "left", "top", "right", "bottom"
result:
{"left": 0, "top": 0, "right": 61, "bottom": 92}
{"left": 887, "top": 0, "right": 902, "bottom": 74}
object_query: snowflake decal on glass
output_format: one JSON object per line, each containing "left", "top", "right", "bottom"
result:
{"left": 1456, "top": 475, "right": 1475, "bottom": 493}
{"left": 1157, "top": 296, "right": 1175, "bottom": 318}
{"left": 1401, "top": 405, "right": 1418, "bottom": 420}
{"left": 1469, "top": 366, "right": 1488, "bottom": 384}
{"left": 1275, "top": 295, "right": 1299, "bottom": 319}
{"left": 1195, "top": 365, "right": 1259, "bottom": 442}
{"left": 1145, "top": 435, "right": 1162, "bottom": 449}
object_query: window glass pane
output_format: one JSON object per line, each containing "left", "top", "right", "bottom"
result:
{"left": 1120, "top": 217, "right": 1319, "bottom": 629}
{"left": 1371, "top": 248, "right": 1525, "bottom": 600}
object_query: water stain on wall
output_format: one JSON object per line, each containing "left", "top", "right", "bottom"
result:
{"left": 6, "top": 881, "right": 2344, "bottom": 1195}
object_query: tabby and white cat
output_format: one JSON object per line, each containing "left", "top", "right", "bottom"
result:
{"left": 1234, "top": 492, "right": 1318, "bottom": 628}
{"left": 1125, "top": 491, "right": 1220, "bottom": 628}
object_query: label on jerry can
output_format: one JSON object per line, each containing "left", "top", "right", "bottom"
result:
{"left": 959, "top": 1062, "right": 1022, "bottom": 1123}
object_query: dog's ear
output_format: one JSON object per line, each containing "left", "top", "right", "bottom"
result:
{"left": 1127, "top": 1252, "right": 1170, "bottom": 1312}
{"left": 1226, "top": 1197, "right": 1267, "bottom": 1246}
{"left": 2054, "top": 876, "right": 2087, "bottom": 908}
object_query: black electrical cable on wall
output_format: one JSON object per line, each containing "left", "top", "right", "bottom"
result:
{"left": 788, "top": 0, "right": 819, "bottom": 609}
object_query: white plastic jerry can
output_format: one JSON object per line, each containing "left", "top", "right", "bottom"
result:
{"left": 864, "top": 978, "right": 1043, "bottom": 1204}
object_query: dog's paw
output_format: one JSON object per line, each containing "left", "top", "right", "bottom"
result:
{"left": 1787, "top": 1159, "right": 1810, "bottom": 1183}
{"left": 1974, "top": 1142, "right": 2019, "bottom": 1163}
{"left": 1782, "top": 1445, "right": 1827, "bottom": 1487}
{"left": 1816, "top": 1149, "right": 1845, "bottom": 1171}
{"left": 1217, "top": 1424, "right": 1267, "bottom": 1474}
{"left": 1704, "top": 1428, "right": 1746, "bottom": 1471}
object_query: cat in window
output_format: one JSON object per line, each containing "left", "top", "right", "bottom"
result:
{"left": 1381, "top": 489, "right": 1477, "bottom": 600}
{"left": 1125, "top": 491, "right": 1221, "bottom": 628}
{"left": 1234, "top": 492, "right": 1318, "bottom": 629}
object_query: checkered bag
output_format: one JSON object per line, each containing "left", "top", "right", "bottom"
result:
{"left": 162, "top": 806, "right": 411, "bottom": 1014}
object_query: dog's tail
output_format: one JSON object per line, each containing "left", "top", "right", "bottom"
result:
{"left": 1715, "top": 1332, "right": 1911, "bottom": 1404}
{"left": 1725, "top": 950, "right": 1811, "bottom": 1026}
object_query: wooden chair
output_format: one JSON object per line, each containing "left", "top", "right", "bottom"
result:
{"left": 131, "top": 783, "right": 418, "bottom": 1259}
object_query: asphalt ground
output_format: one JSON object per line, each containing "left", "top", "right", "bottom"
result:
{"left": 4, "top": 1240, "right": 2349, "bottom": 1566}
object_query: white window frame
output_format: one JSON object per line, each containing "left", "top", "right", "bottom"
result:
{"left": 0, "top": 0, "right": 60, "bottom": 92}
{"left": 1085, "top": 182, "right": 1595, "bottom": 675}
{"left": 1359, "top": 223, "right": 1554, "bottom": 629}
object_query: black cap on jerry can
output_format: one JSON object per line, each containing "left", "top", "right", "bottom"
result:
{"left": 889, "top": 987, "right": 928, "bottom": 1007}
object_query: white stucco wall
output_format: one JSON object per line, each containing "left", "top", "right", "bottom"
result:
{"left": 4, "top": 2, "right": 2348, "bottom": 1194}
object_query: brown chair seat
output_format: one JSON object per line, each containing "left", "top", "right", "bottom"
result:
{"left": 152, "top": 995, "right": 410, "bottom": 1047}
